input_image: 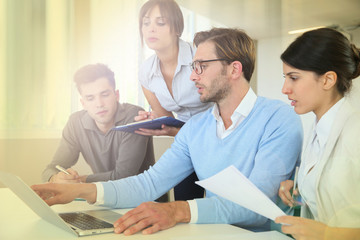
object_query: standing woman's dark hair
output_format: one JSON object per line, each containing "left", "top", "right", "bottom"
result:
{"left": 281, "top": 28, "right": 360, "bottom": 95}
{"left": 139, "top": 0, "right": 184, "bottom": 45}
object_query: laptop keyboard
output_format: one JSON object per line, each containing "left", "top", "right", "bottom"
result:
{"left": 59, "top": 212, "right": 114, "bottom": 230}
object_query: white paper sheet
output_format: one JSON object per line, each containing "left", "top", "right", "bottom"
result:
{"left": 196, "top": 165, "right": 286, "bottom": 221}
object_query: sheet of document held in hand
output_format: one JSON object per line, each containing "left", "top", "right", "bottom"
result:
{"left": 195, "top": 165, "right": 285, "bottom": 221}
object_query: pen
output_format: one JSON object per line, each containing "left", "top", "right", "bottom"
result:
{"left": 292, "top": 166, "right": 299, "bottom": 198}
{"left": 74, "top": 198, "right": 86, "bottom": 201}
{"left": 56, "top": 165, "right": 70, "bottom": 175}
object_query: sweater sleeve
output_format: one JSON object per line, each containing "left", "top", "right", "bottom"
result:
{"left": 100, "top": 122, "right": 195, "bottom": 208}
{"left": 195, "top": 104, "right": 303, "bottom": 229}
{"left": 41, "top": 116, "right": 81, "bottom": 182}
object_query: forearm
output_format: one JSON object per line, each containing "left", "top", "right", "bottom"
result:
{"left": 101, "top": 150, "right": 193, "bottom": 208}
{"left": 325, "top": 226, "right": 360, "bottom": 240}
{"left": 142, "top": 87, "right": 174, "bottom": 118}
{"left": 43, "top": 137, "right": 80, "bottom": 182}
{"left": 101, "top": 168, "right": 179, "bottom": 208}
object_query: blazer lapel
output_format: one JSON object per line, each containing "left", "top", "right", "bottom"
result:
{"left": 314, "top": 100, "right": 355, "bottom": 220}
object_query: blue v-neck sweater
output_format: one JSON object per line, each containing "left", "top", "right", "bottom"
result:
{"left": 101, "top": 97, "right": 303, "bottom": 231}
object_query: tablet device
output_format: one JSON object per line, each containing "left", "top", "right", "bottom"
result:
{"left": 113, "top": 116, "right": 185, "bottom": 134}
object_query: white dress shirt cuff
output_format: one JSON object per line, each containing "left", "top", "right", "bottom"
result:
{"left": 92, "top": 182, "right": 105, "bottom": 205}
{"left": 187, "top": 200, "right": 198, "bottom": 223}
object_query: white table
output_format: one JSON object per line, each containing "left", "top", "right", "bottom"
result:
{"left": 0, "top": 188, "right": 292, "bottom": 239}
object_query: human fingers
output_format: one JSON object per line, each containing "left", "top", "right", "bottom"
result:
{"left": 275, "top": 215, "right": 296, "bottom": 235}
{"left": 114, "top": 202, "right": 170, "bottom": 235}
{"left": 142, "top": 223, "right": 161, "bottom": 235}
{"left": 124, "top": 215, "right": 171, "bottom": 235}
{"left": 63, "top": 179, "right": 82, "bottom": 183}
{"left": 33, "top": 189, "right": 54, "bottom": 201}
{"left": 279, "top": 180, "right": 295, "bottom": 206}
{"left": 275, "top": 215, "right": 290, "bottom": 224}
{"left": 278, "top": 185, "right": 292, "bottom": 206}
{"left": 43, "top": 191, "right": 77, "bottom": 206}
{"left": 136, "top": 125, "right": 177, "bottom": 136}
{"left": 31, "top": 183, "right": 57, "bottom": 195}
{"left": 148, "top": 111, "right": 158, "bottom": 119}
{"left": 123, "top": 217, "right": 155, "bottom": 236}
{"left": 284, "top": 189, "right": 294, "bottom": 207}
{"left": 114, "top": 209, "right": 147, "bottom": 234}
{"left": 134, "top": 111, "right": 149, "bottom": 121}
{"left": 32, "top": 183, "right": 79, "bottom": 205}
{"left": 275, "top": 217, "right": 304, "bottom": 240}
{"left": 45, "top": 195, "right": 62, "bottom": 206}
{"left": 120, "top": 202, "right": 175, "bottom": 236}
{"left": 134, "top": 115, "right": 145, "bottom": 121}
{"left": 55, "top": 173, "right": 81, "bottom": 183}
{"left": 66, "top": 168, "right": 80, "bottom": 178}
{"left": 32, "top": 183, "right": 60, "bottom": 204}
{"left": 275, "top": 215, "right": 302, "bottom": 226}
{"left": 159, "top": 125, "right": 179, "bottom": 136}
{"left": 281, "top": 222, "right": 297, "bottom": 237}
{"left": 135, "top": 128, "right": 164, "bottom": 136}
{"left": 134, "top": 129, "right": 156, "bottom": 136}
{"left": 114, "top": 207, "right": 141, "bottom": 227}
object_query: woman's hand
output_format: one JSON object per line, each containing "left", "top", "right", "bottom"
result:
{"left": 134, "top": 110, "right": 180, "bottom": 136}
{"left": 275, "top": 215, "right": 327, "bottom": 240}
{"left": 135, "top": 125, "right": 180, "bottom": 137}
{"left": 276, "top": 214, "right": 360, "bottom": 240}
{"left": 134, "top": 110, "right": 158, "bottom": 121}
{"left": 278, "top": 180, "right": 298, "bottom": 207}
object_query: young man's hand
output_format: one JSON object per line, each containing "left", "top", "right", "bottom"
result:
{"left": 49, "top": 168, "right": 81, "bottom": 183}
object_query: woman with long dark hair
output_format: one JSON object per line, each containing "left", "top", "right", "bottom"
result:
{"left": 276, "top": 28, "right": 360, "bottom": 239}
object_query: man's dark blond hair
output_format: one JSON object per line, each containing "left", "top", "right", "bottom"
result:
{"left": 194, "top": 28, "right": 255, "bottom": 82}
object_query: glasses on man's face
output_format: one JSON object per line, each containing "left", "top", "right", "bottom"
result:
{"left": 189, "top": 59, "right": 227, "bottom": 75}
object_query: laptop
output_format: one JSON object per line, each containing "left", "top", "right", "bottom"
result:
{"left": 0, "top": 171, "right": 122, "bottom": 237}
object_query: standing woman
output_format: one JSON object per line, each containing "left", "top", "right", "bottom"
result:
{"left": 276, "top": 28, "right": 360, "bottom": 239}
{"left": 135, "top": 0, "right": 211, "bottom": 200}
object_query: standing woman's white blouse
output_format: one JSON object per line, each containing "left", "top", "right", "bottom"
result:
{"left": 139, "top": 39, "right": 213, "bottom": 122}
{"left": 298, "top": 97, "right": 345, "bottom": 219}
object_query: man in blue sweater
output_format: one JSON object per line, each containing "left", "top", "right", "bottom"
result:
{"left": 32, "top": 28, "right": 303, "bottom": 235}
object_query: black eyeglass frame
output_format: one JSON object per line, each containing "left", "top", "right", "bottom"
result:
{"left": 189, "top": 58, "right": 228, "bottom": 75}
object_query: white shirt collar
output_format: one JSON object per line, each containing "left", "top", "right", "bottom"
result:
{"left": 234, "top": 87, "right": 257, "bottom": 118}
{"left": 212, "top": 87, "right": 257, "bottom": 121}
{"left": 212, "top": 88, "right": 257, "bottom": 139}
{"left": 314, "top": 97, "right": 345, "bottom": 149}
